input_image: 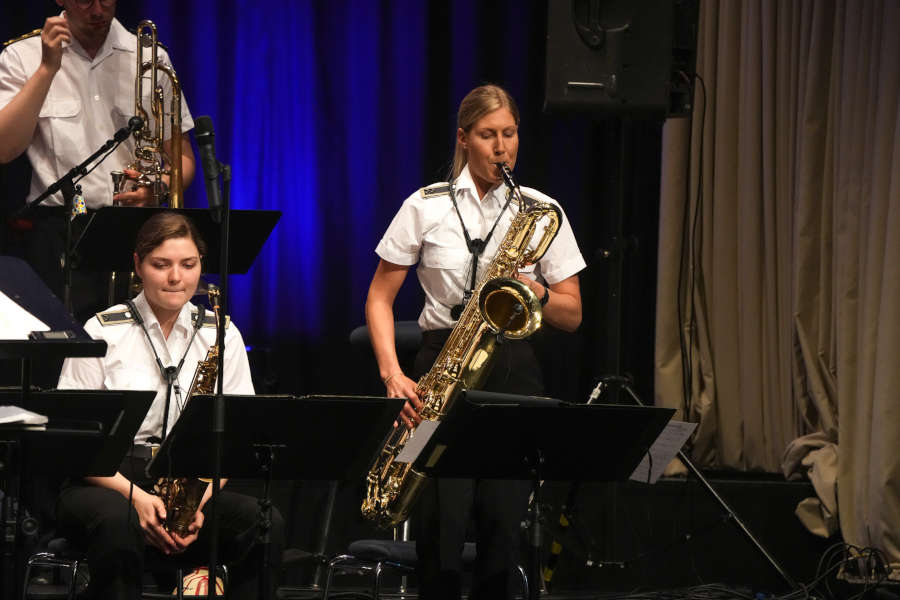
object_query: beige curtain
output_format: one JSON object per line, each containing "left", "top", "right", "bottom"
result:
{"left": 655, "top": 0, "right": 900, "bottom": 568}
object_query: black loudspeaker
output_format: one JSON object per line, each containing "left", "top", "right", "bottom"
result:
{"left": 545, "top": 0, "right": 698, "bottom": 117}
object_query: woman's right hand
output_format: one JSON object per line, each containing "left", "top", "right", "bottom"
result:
{"left": 385, "top": 372, "right": 423, "bottom": 428}
{"left": 131, "top": 487, "right": 179, "bottom": 554}
{"left": 40, "top": 16, "right": 71, "bottom": 73}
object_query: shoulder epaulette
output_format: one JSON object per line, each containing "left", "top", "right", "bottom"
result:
{"left": 421, "top": 183, "right": 451, "bottom": 199}
{"left": 191, "top": 310, "right": 231, "bottom": 329}
{"left": 95, "top": 307, "right": 135, "bottom": 326}
{"left": 4, "top": 28, "right": 41, "bottom": 48}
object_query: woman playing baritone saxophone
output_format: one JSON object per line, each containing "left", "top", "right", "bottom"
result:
{"left": 366, "top": 84, "right": 586, "bottom": 600}
{"left": 56, "top": 212, "right": 283, "bottom": 600}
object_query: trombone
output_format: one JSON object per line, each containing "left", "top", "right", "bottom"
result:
{"left": 111, "top": 20, "right": 183, "bottom": 209}
{"left": 109, "top": 20, "right": 184, "bottom": 304}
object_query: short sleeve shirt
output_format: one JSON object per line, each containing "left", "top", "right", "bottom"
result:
{"left": 375, "top": 164, "right": 586, "bottom": 331}
{"left": 0, "top": 15, "right": 194, "bottom": 209}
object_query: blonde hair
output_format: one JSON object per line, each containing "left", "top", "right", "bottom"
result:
{"left": 450, "top": 85, "right": 520, "bottom": 180}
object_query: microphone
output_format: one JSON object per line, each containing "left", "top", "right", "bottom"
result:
{"left": 194, "top": 115, "right": 223, "bottom": 222}
{"left": 113, "top": 116, "right": 144, "bottom": 143}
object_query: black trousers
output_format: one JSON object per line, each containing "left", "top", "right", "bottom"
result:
{"left": 413, "top": 329, "right": 542, "bottom": 600}
{"left": 56, "top": 457, "right": 285, "bottom": 600}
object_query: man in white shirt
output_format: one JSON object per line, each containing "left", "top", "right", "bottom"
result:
{"left": 0, "top": 0, "right": 196, "bottom": 319}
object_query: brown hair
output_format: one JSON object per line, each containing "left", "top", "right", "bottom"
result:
{"left": 134, "top": 211, "right": 207, "bottom": 262}
{"left": 450, "top": 84, "right": 520, "bottom": 180}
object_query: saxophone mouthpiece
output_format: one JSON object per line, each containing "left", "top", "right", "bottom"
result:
{"left": 496, "top": 162, "right": 517, "bottom": 190}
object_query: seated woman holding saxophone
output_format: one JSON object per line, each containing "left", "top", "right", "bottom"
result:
{"left": 365, "top": 84, "right": 586, "bottom": 600}
{"left": 56, "top": 212, "right": 283, "bottom": 599}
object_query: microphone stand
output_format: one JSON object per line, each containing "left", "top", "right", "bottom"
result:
{"left": 208, "top": 162, "right": 230, "bottom": 596}
{"left": 14, "top": 125, "right": 133, "bottom": 313}
{"left": 613, "top": 378, "right": 801, "bottom": 592}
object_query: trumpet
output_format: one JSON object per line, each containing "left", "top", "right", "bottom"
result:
{"left": 111, "top": 20, "right": 183, "bottom": 208}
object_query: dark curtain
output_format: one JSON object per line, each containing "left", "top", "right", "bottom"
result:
{"left": 1, "top": 0, "right": 662, "bottom": 413}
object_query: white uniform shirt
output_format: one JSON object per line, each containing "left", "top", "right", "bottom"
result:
{"left": 0, "top": 15, "right": 194, "bottom": 209}
{"left": 57, "top": 291, "right": 254, "bottom": 446}
{"left": 376, "top": 164, "right": 587, "bottom": 331}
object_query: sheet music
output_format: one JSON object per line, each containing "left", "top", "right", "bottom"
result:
{"left": 630, "top": 420, "right": 697, "bottom": 484}
{"left": 0, "top": 405, "right": 49, "bottom": 428}
{"left": 0, "top": 290, "right": 49, "bottom": 339}
{"left": 395, "top": 420, "right": 439, "bottom": 464}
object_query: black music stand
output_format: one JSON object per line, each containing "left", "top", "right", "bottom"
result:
{"left": 0, "top": 256, "right": 106, "bottom": 363}
{"left": 0, "top": 389, "right": 154, "bottom": 476}
{"left": 146, "top": 394, "right": 406, "bottom": 600}
{"left": 73, "top": 206, "right": 281, "bottom": 274}
{"left": 0, "top": 389, "right": 153, "bottom": 599}
{"left": 411, "top": 391, "right": 674, "bottom": 600}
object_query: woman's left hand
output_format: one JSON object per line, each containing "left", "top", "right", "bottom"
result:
{"left": 171, "top": 510, "right": 204, "bottom": 551}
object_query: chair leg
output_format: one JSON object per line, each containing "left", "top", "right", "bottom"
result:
{"left": 373, "top": 561, "right": 385, "bottom": 600}
{"left": 68, "top": 560, "right": 81, "bottom": 600}
{"left": 22, "top": 554, "right": 83, "bottom": 600}
{"left": 321, "top": 555, "right": 350, "bottom": 600}
{"left": 175, "top": 568, "right": 183, "bottom": 600}
{"left": 517, "top": 564, "right": 529, "bottom": 600}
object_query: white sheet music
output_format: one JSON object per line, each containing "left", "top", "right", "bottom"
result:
{"left": 395, "top": 420, "right": 440, "bottom": 464}
{"left": 630, "top": 420, "right": 697, "bottom": 484}
{"left": 0, "top": 290, "right": 49, "bottom": 340}
{"left": 0, "top": 405, "right": 48, "bottom": 428}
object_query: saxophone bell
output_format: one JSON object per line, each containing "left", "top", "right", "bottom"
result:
{"left": 479, "top": 277, "right": 542, "bottom": 339}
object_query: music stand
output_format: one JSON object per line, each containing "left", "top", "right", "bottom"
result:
{"left": 0, "top": 256, "right": 106, "bottom": 362}
{"left": 0, "top": 389, "right": 153, "bottom": 598}
{"left": 73, "top": 206, "right": 281, "bottom": 274}
{"left": 0, "top": 389, "right": 154, "bottom": 476}
{"left": 146, "top": 394, "right": 406, "bottom": 600}
{"left": 411, "top": 391, "right": 674, "bottom": 600}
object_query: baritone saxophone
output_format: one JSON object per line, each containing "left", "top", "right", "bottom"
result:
{"left": 152, "top": 285, "right": 221, "bottom": 537}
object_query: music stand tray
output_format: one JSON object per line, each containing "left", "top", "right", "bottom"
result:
{"left": 74, "top": 207, "right": 281, "bottom": 274}
{"left": 146, "top": 394, "right": 405, "bottom": 480}
{"left": 0, "top": 257, "right": 106, "bottom": 360}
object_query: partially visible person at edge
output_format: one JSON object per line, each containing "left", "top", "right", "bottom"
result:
{"left": 56, "top": 211, "right": 283, "bottom": 599}
{"left": 0, "top": 0, "right": 196, "bottom": 320}
{"left": 365, "top": 84, "right": 586, "bottom": 600}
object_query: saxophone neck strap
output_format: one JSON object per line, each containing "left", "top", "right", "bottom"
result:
{"left": 126, "top": 299, "right": 204, "bottom": 384}
{"left": 126, "top": 299, "right": 206, "bottom": 439}
{"left": 448, "top": 180, "right": 516, "bottom": 298}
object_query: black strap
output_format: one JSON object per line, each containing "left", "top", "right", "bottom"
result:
{"left": 448, "top": 180, "right": 515, "bottom": 298}
{"left": 127, "top": 300, "right": 205, "bottom": 442}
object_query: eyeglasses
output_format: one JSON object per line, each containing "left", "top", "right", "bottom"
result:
{"left": 72, "top": 0, "right": 116, "bottom": 8}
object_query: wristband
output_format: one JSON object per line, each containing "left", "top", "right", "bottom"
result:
{"left": 382, "top": 372, "right": 402, "bottom": 386}
{"left": 540, "top": 286, "right": 550, "bottom": 307}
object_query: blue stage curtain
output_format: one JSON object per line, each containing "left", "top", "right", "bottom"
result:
{"left": 112, "top": 0, "right": 583, "bottom": 349}
{"left": 123, "top": 1, "right": 437, "bottom": 343}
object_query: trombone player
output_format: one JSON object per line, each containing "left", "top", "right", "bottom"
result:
{"left": 0, "top": 0, "right": 196, "bottom": 319}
